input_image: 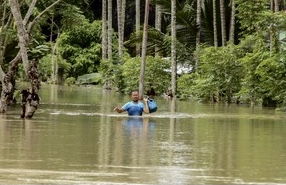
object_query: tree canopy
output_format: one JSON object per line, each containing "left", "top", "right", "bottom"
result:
{"left": 2, "top": 0, "right": 286, "bottom": 115}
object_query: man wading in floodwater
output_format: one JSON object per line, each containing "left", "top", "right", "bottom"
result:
{"left": 114, "top": 90, "right": 149, "bottom": 116}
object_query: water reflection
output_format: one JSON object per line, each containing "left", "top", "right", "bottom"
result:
{"left": 98, "top": 116, "right": 157, "bottom": 169}
{"left": 1, "top": 85, "right": 286, "bottom": 184}
{"left": 123, "top": 117, "right": 155, "bottom": 136}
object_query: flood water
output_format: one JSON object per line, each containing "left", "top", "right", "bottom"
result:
{"left": 0, "top": 84, "right": 286, "bottom": 185}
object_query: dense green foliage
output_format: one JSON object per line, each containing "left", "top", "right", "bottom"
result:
{"left": 3, "top": 0, "right": 286, "bottom": 109}
{"left": 57, "top": 20, "right": 102, "bottom": 78}
{"left": 190, "top": 44, "right": 243, "bottom": 103}
{"left": 99, "top": 56, "right": 171, "bottom": 95}
{"left": 122, "top": 56, "right": 171, "bottom": 94}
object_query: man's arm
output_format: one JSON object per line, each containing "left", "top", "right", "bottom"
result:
{"left": 143, "top": 98, "right": 150, "bottom": 114}
{"left": 114, "top": 107, "right": 125, "bottom": 113}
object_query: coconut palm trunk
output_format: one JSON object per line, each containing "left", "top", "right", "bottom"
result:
{"left": 122, "top": 0, "right": 126, "bottom": 41}
{"left": 117, "top": 0, "right": 124, "bottom": 59}
{"left": 220, "top": 0, "right": 226, "bottom": 46}
{"left": 136, "top": 0, "right": 140, "bottom": 56}
{"left": 196, "top": 0, "right": 201, "bottom": 46}
{"left": 102, "top": 0, "right": 107, "bottom": 60}
{"left": 108, "top": 0, "right": 113, "bottom": 60}
{"left": 229, "top": 0, "right": 235, "bottom": 43}
{"left": 213, "top": 0, "right": 218, "bottom": 47}
{"left": 171, "top": 0, "right": 177, "bottom": 99}
{"left": 155, "top": 4, "right": 162, "bottom": 56}
{"left": 274, "top": 0, "right": 279, "bottom": 12}
{"left": 139, "top": 0, "right": 150, "bottom": 96}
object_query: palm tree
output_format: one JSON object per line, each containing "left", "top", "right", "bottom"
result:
{"left": 229, "top": 0, "right": 235, "bottom": 43}
{"left": 196, "top": 0, "right": 201, "bottom": 46}
{"left": 220, "top": 0, "right": 226, "bottom": 46}
{"left": 272, "top": 0, "right": 279, "bottom": 52}
{"left": 108, "top": 0, "right": 113, "bottom": 60}
{"left": 122, "top": 0, "right": 126, "bottom": 52}
{"left": 171, "top": 0, "right": 177, "bottom": 98}
{"left": 128, "top": 0, "right": 235, "bottom": 69}
{"left": 102, "top": 0, "right": 107, "bottom": 60}
{"left": 155, "top": 3, "right": 162, "bottom": 56}
{"left": 117, "top": 0, "right": 124, "bottom": 59}
{"left": 139, "top": 0, "right": 150, "bottom": 96}
{"left": 274, "top": 0, "right": 279, "bottom": 12}
{"left": 213, "top": 0, "right": 218, "bottom": 47}
{"left": 136, "top": 0, "right": 140, "bottom": 56}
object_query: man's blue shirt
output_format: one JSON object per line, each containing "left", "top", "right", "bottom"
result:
{"left": 122, "top": 101, "right": 145, "bottom": 116}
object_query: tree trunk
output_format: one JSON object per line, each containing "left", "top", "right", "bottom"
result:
{"left": 136, "top": 0, "right": 140, "bottom": 56}
{"left": 0, "top": 0, "right": 62, "bottom": 117}
{"left": 0, "top": 2, "right": 12, "bottom": 67}
{"left": 0, "top": 49, "right": 21, "bottom": 113}
{"left": 117, "top": 0, "right": 123, "bottom": 59}
{"left": 0, "top": 4, "right": 13, "bottom": 83}
{"left": 213, "top": 0, "right": 218, "bottom": 47}
{"left": 155, "top": 4, "right": 162, "bottom": 56}
{"left": 122, "top": 0, "right": 126, "bottom": 43}
{"left": 116, "top": 0, "right": 126, "bottom": 59}
{"left": 229, "top": 0, "right": 235, "bottom": 43}
{"left": 51, "top": 32, "right": 60, "bottom": 84}
{"left": 171, "top": 0, "right": 177, "bottom": 98}
{"left": 194, "top": 0, "right": 201, "bottom": 71}
{"left": 8, "top": 0, "right": 40, "bottom": 119}
{"left": 196, "top": 0, "right": 201, "bottom": 46}
{"left": 139, "top": 0, "right": 150, "bottom": 97}
{"left": 0, "top": 65, "right": 16, "bottom": 113}
{"left": 108, "top": 0, "right": 113, "bottom": 60}
{"left": 274, "top": 0, "right": 279, "bottom": 12}
{"left": 272, "top": 0, "right": 279, "bottom": 52}
{"left": 21, "top": 58, "right": 40, "bottom": 118}
{"left": 220, "top": 0, "right": 226, "bottom": 46}
{"left": 102, "top": 0, "right": 107, "bottom": 60}
{"left": 9, "top": 0, "right": 30, "bottom": 74}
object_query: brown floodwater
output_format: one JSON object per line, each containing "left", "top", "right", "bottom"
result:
{"left": 0, "top": 84, "right": 286, "bottom": 184}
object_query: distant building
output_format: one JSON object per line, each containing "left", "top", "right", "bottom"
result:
{"left": 162, "top": 57, "right": 193, "bottom": 75}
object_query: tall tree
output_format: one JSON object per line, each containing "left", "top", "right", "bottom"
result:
{"left": 155, "top": 4, "right": 162, "bottom": 56}
{"left": 0, "top": 1, "right": 12, "bottom": 67}
{"left": 274, "top": 0, "right": 279, "bottom": 12}
{"left": 270, "top": 0, "right": 274, "bottom": 11}
{"left": 0, "top": 1, "right": 13, "bottom": 81}
{"left": 108, "top": 0, "right": 113, "bottom": 60}
{"left": 229, "top": 0, "right": 235, "bottom": 43}
{"left": 51, "top": 32, "right": 60, "bottom": 83}
{"left": 0, "top": 0, "right": 62, "bottom": 117}
{"left": 270, "top": 0, "right": 279, "bottom": 52}
{"left": 102, "top": 0, "right": 107, "bottom": 60}
{"left": 122, "top": 0, "right": 126, "bottom": 41}
{"left": 220, "top": 0, "right": 226, "bottom": 46}
{"left": 196, "top": 0, "right": 201, "bottom": 46}
{"left": 136, "top": 0, "right": 140, "bottom": 56}
{"left": 117, "top": 0, "right": 124, "bottom": 59}
{"left": 139, "top": 0, "right": 150, "bottom": 96}
{"left": 213, "top": 0, "right": 218, "bottom": 47}
{"left": 171, "top": 0, "right": 177, "bottom": 98}
{"left": 9, "top": 0, "right": 30, "bottom": 74}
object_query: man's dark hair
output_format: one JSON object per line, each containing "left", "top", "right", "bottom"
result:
{"left": 129, "top": 89, "right": 139, "bottom": 95}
